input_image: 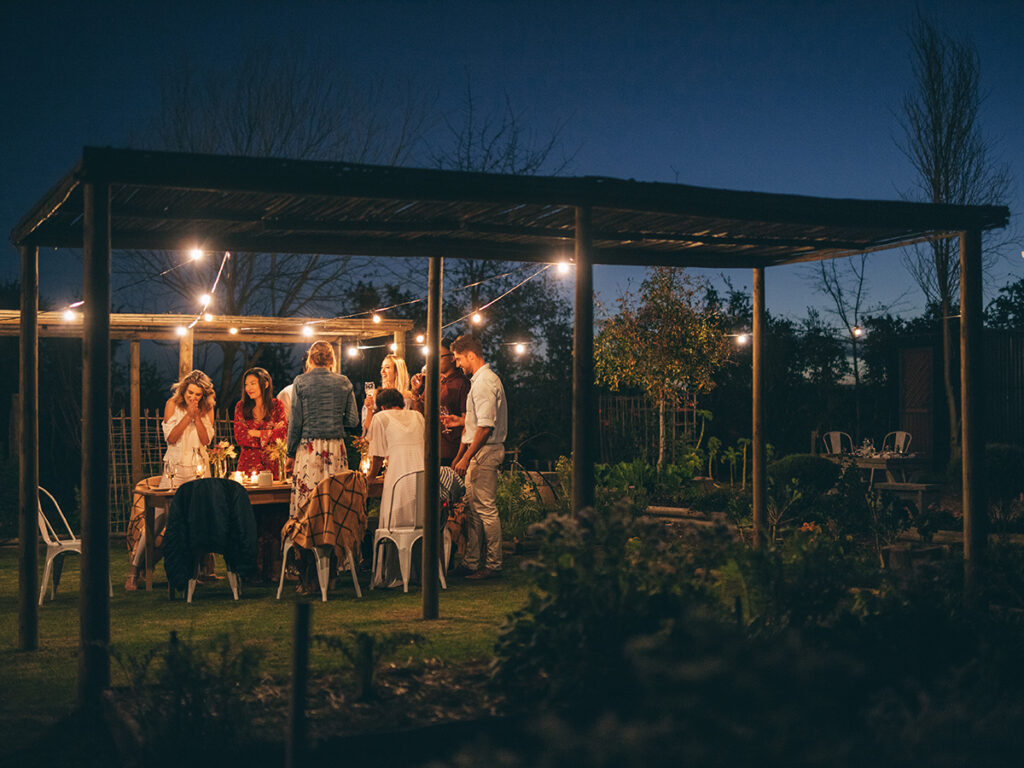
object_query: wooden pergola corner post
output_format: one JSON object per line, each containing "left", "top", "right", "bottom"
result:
{"left": 960, "top": 228, "right": 986, "bottom": 597}
{"left": 18, "top": 244, "right": 39, "bottom": 651}
{"left": 751, "top": 267, "right": 767, "bottom": 547}
{"left": 178, "top": 327, "right": 193, "bottom": 379}
{"left": 572, "top": 206, "right": 596, "bottom": 513}
{"left": 421, "top": 256, "right": 443, "bottom": 620}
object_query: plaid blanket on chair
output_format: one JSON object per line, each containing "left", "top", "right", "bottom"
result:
{"left": 282, "top": 470, "right": 368, "bottom": 560}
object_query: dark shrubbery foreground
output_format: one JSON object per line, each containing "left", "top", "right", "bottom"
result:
{"left": 469, "top": 502, "right": 1024, "bottom": 767}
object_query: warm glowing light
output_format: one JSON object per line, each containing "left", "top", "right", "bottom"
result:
{"left": 736, "top": 334, "right": 749, "bottom": 345}
{"left": 852, "top": 326, "right": 864, "bottom": 338}
{"left": 62, "top": 309, "right": 77, "bottom": 322}
{"left": 372, "top": 313, "right": 382, "bottom": 323}
{"left": 415, "top": 334, "right": 425, "bottom": 344}
{"left": 199, "top": 293, "right": 212, "bottom": 307}
{"left": 301, "top": 325, "right": 314, "bottom": 337}
{"left": 228, "top": 327, "right": 238, "bottom": 335}
{"left": 514, "top": 342, "right": 526, "bottom": 355}
{"left": 69, "top": 300, "right": 84, "bottom": 308}
{"left": 389, "top": 342, "right": 398, "bottom": 352}
{"left": 175, "top": 326, "right": 188, "bottom": 337}
{"left": 189, "top": 248, "right": 203, "bottom": 261}
{"left": 471, "top": 312, "right": 483, "bottom": 324}
{"left": 557, "top": 261, "right": 572, "bottom": 275}
{"left": 347, "top": 346, "right": 359, "bottom": 357}
{"left": 203, "top": 312, "right": 213, "bottom": 322}
{"left": 421, "top": 345, "right": 430, "bottom": 355}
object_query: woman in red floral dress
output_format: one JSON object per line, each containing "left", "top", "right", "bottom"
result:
{"left": 233, "top": 367, "right": 288, "bottom": 478}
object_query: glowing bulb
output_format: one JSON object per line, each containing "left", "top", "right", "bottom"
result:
{"left": 69, "top": 300, "right": 84, "bottom": 308}
{"left": 301, "top": 325, "right": 314, "bottom": 337}
{"left": 736, "top": 334, "right": 748, "bottom": 345}
{"left": 203, "top": 312, "right": 213, "bottom": 322}
{"left": 557, "top": 261, "right": 572, "bottom": 275}
{"left": 514, "top": 343, "right": 526, "bottom": 355}
{"left": 175, "top": 326, "right": 188, "bottom": 337}
{"left": 471, "top": 312, "right": 483, "bottom": 324}
{"left": 372, "top": 313, "right": 382, "bottom": 323}
{"left": 852, "top": 326, "right": 864, "bottom": 338}
{"left": 389, "top": 343, "right": 397, "bottom": 352}
{"left": 228, "top": 327, "right": 238, "bottom": 335}
{"left": 189, "top": 248, "right": 203, "bottom": 261}
{"left": 347, "top": 345, "right": 359, "bottom": 357}
{"left": 415, "top": 334, "right": 425, "bottom": 344}
{"left": 421, "top": 345, "right": 430, "bottom": 355}
{"left": 62, "top": 309, "right": 76, "bottom": 322}
{"left": 199, "top": 293, "right": 212, "bottom": 307}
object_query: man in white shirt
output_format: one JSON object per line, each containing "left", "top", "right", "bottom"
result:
{"left": 442, "top": 334, "right": 507, "bottom": 580}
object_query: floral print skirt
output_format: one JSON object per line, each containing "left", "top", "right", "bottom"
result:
{"left": 290, "top": 438, "right": 348, "bottom": 518}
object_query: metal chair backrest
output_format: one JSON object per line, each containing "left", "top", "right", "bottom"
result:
{"left": 37, "top": 487, "right": 78, "bottom": 546}
{"left": 388, "top": 469, "right": 426, "bottom": 529}
{"left": 883, "top": 431, "right": 912, "bottom": 454}
{"left": 822, "top": 431, "right": 852, "bottom": 455}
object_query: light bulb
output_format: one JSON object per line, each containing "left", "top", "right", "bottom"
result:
{"left": 389, "top": 343, "right": 398, "bottom": 352}
{"left": 415, "top": 334, "right": 425, "bottom": 344}
{"left": 301, "top": 325, "right": 314, "bottom": 337}
{"left": 514, "top": 343, "right": 526, "bottom": 355}
{"left": 199, "top": 293, "right": 212, "bottom": 307}
{"left": 471, "top": 312, "right": 483, "bottom": 324}
{"left": 189, "top": 248, "right": 203, "bottom": 261}
{"left": 347, "top": 346, "right": 359, "bottom": 357}
{"left": 736, "top": 334, "right": 748, "bottom": 345}
{"left": 557, "top": 261, "right": 572, "bottom": 275}
{"left": 203, "top": 312, "right": 213, "bottom": 322}
{"left": 175, "top": 326, "right": 188, "bottom": 337}
{"left": 372, "top": 313, "right": 382, "bottom": 323}
{"left": 228, "top": 327, "right": 238, "bottom": 335}
{"left": 62, "top": 309, "right": 76, "bottom": 322}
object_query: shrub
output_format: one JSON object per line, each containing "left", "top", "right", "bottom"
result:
{"left": 497, "top": 465, "right": 547, "bottom": 538}
{"left": 768, "top": 453, "right": 840, "bottom": 497}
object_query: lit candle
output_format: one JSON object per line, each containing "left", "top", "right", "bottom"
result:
{"left": 250, "top": 472, "right": 258, "bottom": 484}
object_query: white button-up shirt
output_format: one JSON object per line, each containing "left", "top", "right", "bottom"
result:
{"left": 463, "top": 363, "right": 507, "bottom": 445}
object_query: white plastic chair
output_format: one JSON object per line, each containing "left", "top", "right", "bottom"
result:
{"left": 882, "top": 431, "right": 912, "bottom": 454}
{"left": 821, "top": 431, "right": 853, "bottom": 455}
{"left": 371, "top": 470, "right": 450, "bottom": 593}
{"left": 276, "top": 537, "right": 362, "bottom": 602}
{"left": 38, "top": 486, "right": 112, "bottom": 605}
{"left": 187, "top": 564, "right": 241, "bottom": 603}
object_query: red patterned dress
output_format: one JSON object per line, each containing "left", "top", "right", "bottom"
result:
{"left": 233, "top": 398, "right": 288, "bottom": 478}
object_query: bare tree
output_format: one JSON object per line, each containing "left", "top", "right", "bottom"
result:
{"left": 116, "top": 46, "right": 433, "bottom": 397}
{"left": 897, "top": 13, "right": 1011, "bottom": 460}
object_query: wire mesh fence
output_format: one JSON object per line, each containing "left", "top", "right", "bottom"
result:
{"left": 598, "top": 394, "right": 696, "bottom": 464}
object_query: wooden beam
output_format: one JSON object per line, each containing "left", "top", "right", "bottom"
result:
{"left": 392, "top": 331, "right": 406, "bottom": 360}
{"left": 130, "top": 340, "right": 142, "bottom": 486}
{"left": 752, "top": 267, "right": 767, "bottom": 547}
{"left": 572, "top": 206, "right": 596, "bottom": 512}
{"left": 960, "top": 229, "right": 986, "bottom": 597}
{"left": 178, "top": 327, "right": 193, "bottom": 379}
{"left": 80, "top": 181, "right": 111, "bottom": 704}
{"left": 18, "top": 245, "right": 38, "bottom": 651}
{"left": 422, "top": 256, "right": 442, "bottom": 620}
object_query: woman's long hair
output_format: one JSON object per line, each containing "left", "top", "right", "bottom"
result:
{"left": 240, "top": 367, "right": 275, "bottom": 421}
{"left": 383, "top": 353, "right": 410, "bottom": 395}
{"left": 170, "top": 369, "right": 216, "bottom": 412}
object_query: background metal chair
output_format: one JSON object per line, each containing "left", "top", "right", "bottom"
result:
{"left": 371, "top": 469, "right": 450, "bottom": 593}
{"left": 38, "top": 486, "right": 112, "bottom": 605}
{"left": 821, "top": 431, "right": 853, "bottom": 455}
{"left": 882, "top": 430, "right": 912, "bottom": 454}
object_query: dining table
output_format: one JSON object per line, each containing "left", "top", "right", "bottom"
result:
{"left": 824, "top": 453, "right": 929, "bottom": 488}
{"left": 135, "top": 474, "right": 384, "bottom": 592}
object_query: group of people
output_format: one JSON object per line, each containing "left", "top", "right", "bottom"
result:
{"left": 125, "top": 333, "right": 507, "bottom": 590}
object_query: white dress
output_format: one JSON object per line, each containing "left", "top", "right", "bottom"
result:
{"left": 368, "top": 408, "right": 425, "bottom": 588}
{"left": 162, "top": 407, "right": 214, "bottom": 482}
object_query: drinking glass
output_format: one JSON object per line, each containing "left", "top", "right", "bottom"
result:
{"left": 440, "top": 405, "right": 451, "bottom": 434}
{"left": 165, "top": 460, "right": 177, "bottom": 489}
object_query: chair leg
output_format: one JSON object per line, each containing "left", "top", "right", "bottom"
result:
{"left": 371, "top": 538, "right": 386, "bottom": 590}
{"left": 398, "top": 543, "right": 412, "bottom": 593}
{"left": 227, "top": 571, "right": 240, "bottom": 600}
{"left": 313, "top": 547, "right": 330, "bottom": 602}
{"left": 277, "top": 538, "right": 294, "bottom": 600}
{"left": 345, "top": 548, "right": 362, "bottom": 598}
{"left": 187, "top": 564, "right": 199, "bottom": 603}
{"left": 38, "top": 551, "right": 55, "bottom": 606}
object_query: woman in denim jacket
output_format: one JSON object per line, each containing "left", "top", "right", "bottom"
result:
{"left": 286, "top": 341, "right": 360, "bottom": 518}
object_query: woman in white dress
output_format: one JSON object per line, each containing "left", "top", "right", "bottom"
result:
{"left": 125, "top": 369, "right": 215, "bottom": 590}
{"left": 366, "top": 387, "right": 425, "bottom": 587}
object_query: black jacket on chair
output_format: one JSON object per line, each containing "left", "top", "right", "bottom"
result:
{"left": 163, "top": 478, "right": 257, "bottom": 591}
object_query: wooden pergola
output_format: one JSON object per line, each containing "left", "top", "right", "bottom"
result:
{"left": 0, "top": 309, "right": 413, "bottom": 485}
{"left": 10, "top": 147, "right": 1008, "bottom": 706}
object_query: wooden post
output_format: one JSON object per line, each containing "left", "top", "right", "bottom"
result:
{"left": 422, "top": 256, "right": 442, "bottom": 620}
{"left": 18, "top": 244, "right": 39, "bottom": 651}
{"left": 333, "top": 341, "right": 342, "bottom": 373}
{"left": 130, "top": 340, "right": 143, "bottom": 485}
{"left": 960, "top": 229, "right": 986, "bottom": 596}
{"left": 80, "top": 181, "right": 111, "bottom": 704}
{"left": 286, "top": 602, "right": 310, "bottom": 768}
{"left": 751, "top": 267, "right": 767, "bottom": 547}
{"left": 178, "top": 327, "right": 193, "bottom": 379}
{"left": 392, "top": 331, "right": 406, "bottom": 361}
{"left": 573, "top": 206, "right": 596, "bottom": 512}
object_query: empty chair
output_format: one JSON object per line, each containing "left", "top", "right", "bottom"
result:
{"left": 371, "top": 469, "right": 451, "bottom": 593}
{"left": 278, "top": 471, "right": 367, "bottom": 602}
{"left": 821, "top": 431, "right": 853, "bottom": 455}
{"left": 882, "top": 431, "right": 912, "bottom": 454}
{"left": 162, "top": 478, "right": 257, "bottom": 602}
{"left": 38, "top": 486, "right": 112, "bottom": 605}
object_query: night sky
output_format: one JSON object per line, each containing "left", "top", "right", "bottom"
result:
{"left": 2, "top": 0, "right": 1022, "bottom": 322}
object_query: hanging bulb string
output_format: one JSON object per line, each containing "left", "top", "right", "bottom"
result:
{"left": 442, "top": 264, "right": 553, "bottom": 330}
{"left": 187, "top": 251, "right": 232, "bottom": 329}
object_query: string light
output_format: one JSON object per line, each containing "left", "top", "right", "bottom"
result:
{"left": 199, "top": 293, "right": 212, "bottom": 307}
{"left": 514, "top": 342, "right": 526, "bottom": 355}
{"left": 69, "top": 300, "right": 84, "bottom": 308}
{"left": 415, "top": 334, "right": 425, "bottom": 344}
{"left": 189, "top": 248, "right": 203, "bottom": 261}
{"left": 736, "top": 334, "right": 749, "bottom": 345}
{"left": 175, "top": 326, "right": 188, "bottom": 337}
{"left": 372, "top": 313, "right": 382, "bottom": 324}
{"left": 301, "top": 325, "right": 314, "bottom": 337}
{"left": 852, "top": 326, "right": 864, "bottom": 338}
{"left": 389, "top": 342, "right": 398, "bottom": 352}
{"left": 347, "top": 345, "right": 359, "bottom": 357}
{"left": 471, "top": 312, "right": 483, "bottom": 324}
{"left": 557, "top": 261, "right": 572, "bottom": 275}
{"left": 228, "top": 327, "right": 238, "bottom": 335}
{"left": 421, "top": 345, "right": 430, "bottom": 355}
{"left": 62, "top": 309, "right": 77, "bottom": 322}
{"left": 203, "top": 312, "right": 213, "bottom": 322}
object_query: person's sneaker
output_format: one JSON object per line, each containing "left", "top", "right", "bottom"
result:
{"left": 466, "top": 567, "right": 500, "bottom": 580}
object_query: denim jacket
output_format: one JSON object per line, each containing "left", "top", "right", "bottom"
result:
{"left": 286, "top": 368, "right": 360, "bottom": 457}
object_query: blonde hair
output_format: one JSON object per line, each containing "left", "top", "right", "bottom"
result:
{"left": 171, "top": 369, "right": 216, "bottom": 411}
{"left": 307, "top": 340, "right": 335, "bottom": 369}
{"left": 382, "top": 353, "right": 410, "bottom": 394}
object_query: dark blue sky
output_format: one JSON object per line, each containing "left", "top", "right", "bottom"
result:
{"left": 2, "top": 0, "right": 1021, "bottom": 323}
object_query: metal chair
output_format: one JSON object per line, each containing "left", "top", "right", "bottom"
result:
{"left": 882, "top": 431, "right": 912, "bottom": 454}
{"left": 821, "top": 431, "right": 853, "bottom": 455}
{"left": 371, "top": 470, "right": 450, "bottom": 593}
{"left": 38, "top": 486, "right": 112, "bottom": 605}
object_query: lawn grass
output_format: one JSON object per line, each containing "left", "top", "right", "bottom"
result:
{"left": 0, "top": 539, "right": 530, "bottom": 757}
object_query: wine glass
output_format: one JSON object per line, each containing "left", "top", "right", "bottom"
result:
{"left": 365, "top": 381, "right": 376, "bottom": 403}
{"left": 165, "top": 460, "right": 177, "bottom": 489}
{"left": 440, "top": 405, "right": 451, "bottom": 434}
